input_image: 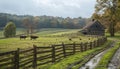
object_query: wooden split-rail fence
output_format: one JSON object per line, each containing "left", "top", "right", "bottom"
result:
{"left": 0, "top": 37, "right": 107, "bottom": 69}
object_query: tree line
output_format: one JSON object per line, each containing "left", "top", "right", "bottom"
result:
{"left": 0, "top": 13, "right": 90, "bottom": 30}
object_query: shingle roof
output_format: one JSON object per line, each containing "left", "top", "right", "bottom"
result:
{"left": 82, "top": 20, "right": 105, "bottom": 30}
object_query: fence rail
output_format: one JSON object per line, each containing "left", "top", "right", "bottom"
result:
{"left": 0, "top": 36, "right": 107, "bottom": 69}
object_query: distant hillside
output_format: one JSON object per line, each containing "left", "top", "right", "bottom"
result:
{"left": 0, "top": 13, "right": 90, "bottom": 29}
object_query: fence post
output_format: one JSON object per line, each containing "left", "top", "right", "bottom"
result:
{"left": 62, "top": 42, "right": 66, "bottom": 58}
{"left": 73, "top": 42, "right": 76, "bottom": 54}
{"left": 33, "top": 45, "right": 37, "bottom": 69}
{"left": 80, "top": 42, "right": 83, "bottom": 52}
{"left": 100, "top": 38, "right": 103, "bottom": 45}
{"left": 52, "top": 45, "right": 55, "bottom": 63}
{"left": 97, "top": 39, "right": 99, "bottom": 47}
{"left": 84, "top": 42, "right": 87, "bottom": 51}
{"left": 105, "top": 36, "right": 107, "bottom": 42}
{"left": 14, "top": 48, "right": 19, "bottom": 69}
{"left": 100, "top": 38, "right": 102, "bottom": 45}
{"left": 90, "top": 42, "right": 92, "bottom": 49}
{"left": 93, "top": 40, "right": 96, "bottom": 48}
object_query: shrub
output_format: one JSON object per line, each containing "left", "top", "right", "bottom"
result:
{"left": 4, "top": 22, "right": 16, "bottom": 37}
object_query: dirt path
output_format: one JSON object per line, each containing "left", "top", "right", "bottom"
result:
{"left": 79, "top": 49, "right": 109, "bottom": 69}
{"left": 79, "top": 42, "right": 115, "bottom": 69}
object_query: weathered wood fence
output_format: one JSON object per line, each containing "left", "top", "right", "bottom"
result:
{"left": 0, "top": 37, "right": 107, "bottom": 69}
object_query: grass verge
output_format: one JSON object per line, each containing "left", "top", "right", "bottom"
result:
{"left": 95, "top": 42, "right": 120, "bottom": 69}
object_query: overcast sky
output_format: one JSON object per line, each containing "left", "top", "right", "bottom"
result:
{"left": 0, "top": 0, "right": 96, "bottom": 18}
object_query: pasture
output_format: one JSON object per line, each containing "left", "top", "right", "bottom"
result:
{"left": 0, "top": 28, "right": 97, "bottom": 53}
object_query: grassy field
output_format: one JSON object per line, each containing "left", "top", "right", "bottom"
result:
{"left": 0, "top": 28, "right": 97, "bottom": 53}
{"left": 1, "top": 28, "right": 119, "bottom": 69}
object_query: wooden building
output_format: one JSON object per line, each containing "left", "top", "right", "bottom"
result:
{"left": 81, "top": 20, "right": 105, "bottom": 36}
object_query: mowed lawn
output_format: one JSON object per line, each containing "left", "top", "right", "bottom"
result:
{"left": 0, "top": 28, "right": 97, "bottom": 53}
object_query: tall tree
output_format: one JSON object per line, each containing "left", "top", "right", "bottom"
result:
{"left": 93, "top": 0, "right": 120, "bottom": 36}
{"left": 22, "top": 16, "right": 39, "bottom": 35}
{"left": 22, "top": 18, "right": 31, "bottom": 35}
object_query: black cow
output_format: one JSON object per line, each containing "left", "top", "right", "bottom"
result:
{"left": 69, "top": 38, "right": 72, "bottom": 41}
{"left": 20, "top": 35, "right": 27, "bottom": 40}
{"left": 30, "top": 35, "right": 38, "bottom": 40}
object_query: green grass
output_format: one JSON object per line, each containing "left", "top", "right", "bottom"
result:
{"left": 0, "top": 28, "right": 96, "bottom": 53}
{"left": 37, "top": 41, "right": 110, "bottom": 69}
{"left": 0, "top": 30, "right": 3, "bottom": 38}
{"left": 95, "top": 42, "right": 120, "bottom": 69}
{"left": 36, "top": 28, "right": 81, "bottom": 37}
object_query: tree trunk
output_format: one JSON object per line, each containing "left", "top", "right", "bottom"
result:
{"left": 26, "top": 29, "right": 29, "bottom": 36}
{"left": 109, "top": 22, "right": 115, "bottom": 37}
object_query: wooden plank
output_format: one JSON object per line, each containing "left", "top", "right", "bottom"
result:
{"left": 55, "top": 47, "right": 63, "bottom": 50}
{"left": 0, "top": 57, "right": 13, "bottom": 62}
{"left": 37, "top": 55, "right": 52, "bottom": 61}
{"left": 75, "top": 51, "right": 80, "bottom": 52}
{"left": 64, "top": 44, "right": 73, "bottom": 46}
{"left": 0, "top": 51, "right": 15, "bottom": 56}
{"left": 55, "top": 58, "right": 63, "bottom": 62}
{"left": 53, "top": 44, "right": 62, "bottom": 47}
{"left": 55, "top": 49, "right": 63, "bottom": 53}
{"left": 55, "top": 52, "right": 63, "bottom": 56}
{"left": 55, "top": 55, "right": 64, "bottom": 60}
{"left": 74, "top": 44, "right": 81, "bottom": 45}
{"left": 20, "top": 57, "right": 33, "bottom": 63}
{"left": 65, "top": 46, "right": 73, "bottom": 49}
{"left": 19, "top": 54, "right": 33, "bottom": 59}
{"left": 0, "top": 65, "right": 14, "bottom": 69}
{"left": 37, "top": 46, "right": 52, "bottom": 49}
{"left": 19, "top": 60, "right": 32, "bottom": 67}
{"left": 37, "top": 60, "right": 52, "bottom": 65}
{"left": 21, "top": 64, "right": 32, "bottom": 69}
{"left": 65, "top": 48, "right": 73, "bottom": 50}
{"left": 37, "top": 54, "right": 52, "bottom": 59}
{"left": 19, "top": 49, "right": 33, "bottom": 54}
{"left": 0, "top": 62, "right": 13, "bottom": 67}
{"left": 66, "top": 53, "right": 72, "bottom": 56}
{"left": 66, "top": 52, "right": 73, "bottom": 56}
{"left": 6, "top": 65, "right": 14, "bottom": 69}
{"left": 37, "top": 50, "right": 51, "bottom": 54}
{"left": 75, "top": 46, "right": 81, "bottom": 48}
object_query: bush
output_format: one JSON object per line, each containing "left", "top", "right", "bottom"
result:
{"left": 4, "top": 22, "right": 16, "bottom": 38}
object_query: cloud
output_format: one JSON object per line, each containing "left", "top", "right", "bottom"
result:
{"left": 0, "top": 0, "right": 96, "bottom": 18}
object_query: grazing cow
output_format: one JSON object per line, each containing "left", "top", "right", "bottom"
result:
{"left": 89, "top": 38, "right": 90, "bottom": 40}
{"left": 79, "top": 38, "right": 82, "bottom": 40}
{"left": 30, "top": 35, "right": 38, "bottom": 40}
{"left": 20, "top": 35, "right": 27, "bottom": 40}
{"left": 69, "top": 38, "right": 72, "bottom": 41}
